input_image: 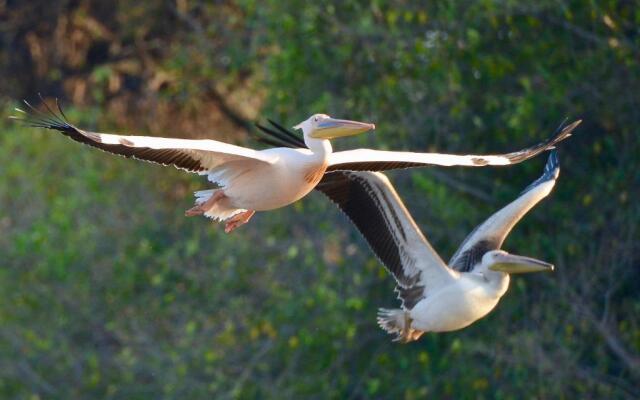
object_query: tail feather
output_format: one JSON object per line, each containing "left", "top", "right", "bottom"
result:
{"left": 194, "top": 189, "right": 216, "bottom": 204}
{"left": 377, "top": 308, "right": 406, "bottom": 339}
{"left": 193, "top": 189, "right": 245, "bottom": 221}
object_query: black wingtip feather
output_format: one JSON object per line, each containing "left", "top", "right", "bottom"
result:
{"left": 56, "top": 97, "right": 71, "bottom": 123}
{"left": 12, "top": 97, "right": 76, "bottom": 134}
{"left": 519, "top": 149, "right": 560, "bottom": 195}
{"left": 254, "top": 118, "right": 306, "bottom": 148}
{"left": 267, "top": 118, "right": 303, "bottom": 142}
{"left": 549, "top": 119, "right": 581, "bottom": 146}
{"left": 547, "top": 149, "right": 559, "bottom": 172}
{"left": 253, "top": 132, "right": 291, "bottom": 148}
{"left": 505, "top": 119, "right": 580, "bottom": 164}
{"left": 254, "top": 122, "right": 301, "bottom": 148}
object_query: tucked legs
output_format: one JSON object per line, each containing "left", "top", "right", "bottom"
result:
{"left": 224, "top": 210, "right": 255, "bottom": 233}
{"left": 185, "top": 190, "right": 226, "bottom": 217}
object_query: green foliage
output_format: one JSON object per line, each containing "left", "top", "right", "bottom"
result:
{"left": 1, "top": 0, "right": 639, "bottom": 398}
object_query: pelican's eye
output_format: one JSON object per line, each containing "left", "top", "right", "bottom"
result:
{"left": 314, "top": 116, "right": 319, "bottom": 122}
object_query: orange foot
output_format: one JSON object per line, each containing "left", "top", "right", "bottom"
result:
{"left": 224, "top": 210, "right": 256, "bottom": 233}
{"left": 185, "top": 191, "right": 226, "bottom": 217}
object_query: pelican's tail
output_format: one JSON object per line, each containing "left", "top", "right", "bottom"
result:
{"left": 377, "top": 308, "right": 406, "bottom": 337}
{"left": 192, "top": 189, "right": 246, "bottom": 222}
{"left": 377, "top": 308, "right": 423, "bottom": 343}
{"left": 194, "top": 189, "right": 216, "bottom": 204}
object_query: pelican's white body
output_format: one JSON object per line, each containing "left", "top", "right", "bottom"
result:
{"left": 189, "top": 113, "right": 380, "bottom": 222}
{"left": 200, "top": 146, "right": 329, "bottom": 220}
{"left": 410, "top": 272, "right": 510, "bottom": 332}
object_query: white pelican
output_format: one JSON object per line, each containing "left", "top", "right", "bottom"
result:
{"left": 315, "top": 150, "right": 562, "bottom": 342}
{"left": 14, "top": 100, "right": 373, "bottom": 232}
{"left": 14, "top": 97, "right": 578, "bottom": 233}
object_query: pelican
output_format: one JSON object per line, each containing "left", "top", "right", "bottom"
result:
{"left": 315, "top": 151, "right": 562, "bottom": 342}
{"left": 14, "top": 100, "right": 373, "bottom": 232}
{"left": 14, "top": 97, "right": 577, "bottom": 233}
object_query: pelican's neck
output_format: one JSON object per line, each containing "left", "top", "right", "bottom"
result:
{"left": 303, "top": 135, "right": 332, "bottom": 160}
{"left": 482, "top": 269, "right": 510, "bottom": 297}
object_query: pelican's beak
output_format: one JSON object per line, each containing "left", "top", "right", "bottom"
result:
{"left": 309, "top": 118, "right": 375, "bottom": 139}
{"left": 489, "top": 253, "right": 554, "bottom": 274}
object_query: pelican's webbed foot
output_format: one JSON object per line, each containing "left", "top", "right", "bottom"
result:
{"left": 224, "top": 210, "right": 256, "bottom": 233}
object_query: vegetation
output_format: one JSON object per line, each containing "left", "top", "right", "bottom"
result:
{"left": 1, "top": 1, "right": 638, "bottom": 398}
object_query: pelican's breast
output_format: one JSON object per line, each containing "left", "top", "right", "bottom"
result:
{"left": 410, "top": 275, "right": 506, "bottom": 332}
{"left": 221, "top": 148, "right": 327, "bottom": 211}
{"left": 303, "top": 160, "right": 329, "bottom": 185}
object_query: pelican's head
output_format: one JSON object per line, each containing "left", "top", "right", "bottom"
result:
{"left": 484, "top": 250, "right": 554, "bottom": 274}
{"left": 294, "top": 114, "right": 375, "bottom": 140}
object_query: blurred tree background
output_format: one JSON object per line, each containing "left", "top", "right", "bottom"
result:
{"left": 0, "top": 0, "right": 638, "bottom": 398}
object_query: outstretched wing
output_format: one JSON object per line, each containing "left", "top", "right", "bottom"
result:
{"left": 316, "top": 170, "right": 456, "bottom": 308}
{"left": 449, "top": 150, "right": 561, "bottom": 272}
{"left": 327, "top": 121, "right": 579, "bottom": 171}
{"left": 13, "top": 99, "right": 277, "bottom": 174}
{"left": 253, "top": 118, "right": 579, "bottom": 172}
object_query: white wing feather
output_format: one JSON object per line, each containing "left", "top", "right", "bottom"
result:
{"left": 84, "top": 132, "right": 278, "bottom": 169}
{"left": 329, "top": 149, "right": 512, "bottom": 167}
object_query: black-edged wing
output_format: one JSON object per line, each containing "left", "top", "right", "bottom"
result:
{"left": 254, "top": 118, "right": 579, "bottom": 172}
{"left": 12, "top": 98, "right": 277, "bottom": 174}
{"left": 448, "top": 150, "right": 561, "bottom": 272}
{"left": 316, "top": 170, "right": 455, "bottom": 308}
{"left": 327, "top": 121, "right": 578, "bottom": 171}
